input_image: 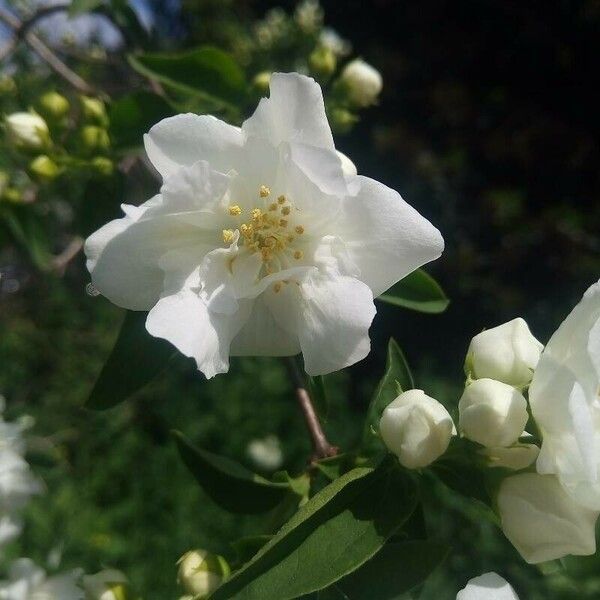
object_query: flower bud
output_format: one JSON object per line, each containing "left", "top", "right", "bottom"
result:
{"left": 80, "top": 96, "right": 109, "bottom": 126}
{"left": 252, "top": 71, "right": 272, "bottom": 95}
{"left": 309, "top": 46, "right": 337, "bottom": 78}
{"left": 457, "top": 572, "right": 519, "bottom": 600}
{"left": 37, "top": 91, "right": 70, "bottom": 120}
{"left": 91, "top": 156, "right": 115, "bottom": 177}
{"left": 339, "top": 59, "right": 382, "bottom": 107}
{"left": 82, "top": 569, "right": 130, "bottom": 600}
{"left": 5, "top": 112, "right": 50, "bottom": 152}
{"left": 80, "top": 126, "right": 110, "bottom": 154}
{"left": 247, "top": 435, "right": 283, "bottom": 471}
{"left": 465, "top": 318, "right": 543, "bottom": 387}
{"left": 177, "top": 549, "right": 230, "bottom": 598}
{"left": 497, "top": 473, "right": 599, "bottom": 563}
{"left": 29, "top": 155, "right": 60, "bottom": 182}
{"left": 458, "top": 379, "right": 528, "bottom": 447}
{"left": 480, "top": 443, "right": 539, "bottom": 470}
{"left": 379, "top": 389, "right": 455, "bottom": 469}
{"left": 1, "top": 187, "right": 23, "bottom": 204}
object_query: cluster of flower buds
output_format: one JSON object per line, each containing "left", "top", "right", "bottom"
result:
{"left": 1, "top": 90, "right": 114, "bottom": 202}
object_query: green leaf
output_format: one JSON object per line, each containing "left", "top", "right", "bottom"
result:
{"left": 361, "top": 338, "right": 414, "bottom": 453}
{"left": 231, "top": 536, "right": 273, "bottom": 565}
{"left": 313, "top": 454, "right": 350, "bottom": 481}
{"left": 109, "top": 91, "right": 175, "bottom": 150}
{"left": 1, "top": 205, "right": 52, "bottom": 269}
{"left": 86, "top": 310, "right": 175, "bottom": 410}
{"left": 69, "top": 0, "right": 105, "bottom": 16}
{"left": 378, "top": 269, "right": 449, "bottom": 314}
{"left": 174, "top": 432, "right": 292, "bottom": 514}
{"left": 211, "top": 463, "right": 418, "bottom": 600}
{"left": 335, "top": 540, "right": 449, "bottom": 599}
{"left": 128, "top": 47, "right": 247, "bottom": 109}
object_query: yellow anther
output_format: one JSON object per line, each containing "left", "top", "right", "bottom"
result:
{"left": 279, "top": 219, "right": 288, "bottom": 227}
{"left": 222, "top": 229, "right": 235, "bottom": 244}
{"left": 281, "top": 206, "right": 291, "bottom": 216}
{"left": 269, "top": 203, "right": 278, "bottom": 211}
{"left": 240, "top": 223, "right": 253, "bottom": 237}
{"left": 293, "top": 250, "right": 304, "bottom": 260}
{"left": 259, "top": 185, "right": 271, "bottom": 198}
{"left": 251, "top": 208, "right": 263, "bottom": 221}
{"left": 295, "top": 225, "right": 305, "bottom": 235}
{"left": 228, "top": 205, "right": 242, "bottom": 216}
{"left": 277, "top": 195, "right": 286, "bottom": 204}
{"left": 273, "top": 282, "right": 282, "bottom": 293}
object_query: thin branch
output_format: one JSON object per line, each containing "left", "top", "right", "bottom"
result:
{"left": 0, "top": 6, "right": 95, "bottom": 94}
{"left": 51, "top": 236, "right": 83, "bottom": 275}
{"left": 286, "top": 357, "right": 338, "bottom": 461}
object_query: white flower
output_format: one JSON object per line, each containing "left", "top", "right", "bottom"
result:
{"left": 85, "top": 73, "right": 443, "bottom": 378}
{"left": 339, "top": 59, "right": 383, "bottom": 107}
{"left": 458, "top": 379, "right": 528, "bottom": 448}
{"left": 480, "top": 443, "right": 539, "bottom": 470}
{"left": 0, "top": 558, "right": 83, "bottom": 600}
{"left": 466, "top": 318, "right": 543, "bottom": 387}
{"left": 379, "top": 389, "right": 455, "bottom": 469}
{"left": 177, "top": 550, "right": 229, "bottom": 597}
{"left": 529, "top": 280, "right": 600, "bottom": 509}
{"left": 497, "top": 473, "right": 599, "bottom": 564}
{"left": 246, "top": 435, "right": 284, "bottom": 471}
{"left": 81, "top": 569, "right": 129, "bottom": 600}
{"left": 456, "top": 572, "right": 519, "bottom": 600}
{"left": 4, "top": 113, "right": 50, "bottom": 152}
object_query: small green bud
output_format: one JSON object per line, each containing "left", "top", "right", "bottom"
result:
{"left": 29, "top": 155, "right": 60, "bottom": 182}
{"left": 5, "top": 112, "right": 51, "bottom": 152}
{"left": 1, "top": 187, "right": 23, "bottom": 204}
{"left": 80, "top": 125, "right": 110, "bottom": 154}
{"left": 0, "top": 75, "right": 16, "bottom": 96}
{"left": 309, "top": 46, "right": 337, "bottom": 78}
{"left": 80, "top": 95, "right": 109, "bottom": 126}
{"left": 91, "top": 156, "right": 114, "bottom": 176}
{"left": 328, "top": 107, "right": 358, "bottom": 134}
{"left": 252, "top": 71, "right": 272, "bottom": 95}
{"left": 37, "top": 91, "right": 70, "bottom": 120}
{"left": 177, "top": 550, "right": 230, "bottom": 598}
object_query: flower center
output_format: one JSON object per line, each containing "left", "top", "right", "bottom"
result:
{"left": 222, "top": 185, "right": 307, "bottom": 281}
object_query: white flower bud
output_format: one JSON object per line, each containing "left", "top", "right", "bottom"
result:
{"left": 466, "top": 318, "right": 543, "bottom": 387}
{"left": 480, "top": 443, "right": 539, "bottom": 470}
{"left": 82, "top": 569, "right": 129, "bottom": 600}
{"left": 339, "top": 59, "right": 382, "bottom": 107}
{"left": 497, "top": 473, "right": 599, "bottom": 563}
{"left": 379, "top": 389, "right": 454, "bottom": 469}
{"left": 457, "top": 572, "right": 520, "bottom": 600}
{"left": 5, "top": 112, "right": 50, "bottom": 152}
{"left": 246, "top": 435, "right": 283, "bottom": 471}
{"left": 177, "top": 550, "right": 230, "bottom": 598}
{"left": 459, "top": 379, "right": 528, "bottom": 447}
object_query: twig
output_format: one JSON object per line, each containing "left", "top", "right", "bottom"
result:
{"left": 286, "top": 357, "right": 338, "bottom": 461}
{"left": 0, "top": 6, "right": 95, "bottom": 94}
{"left": 51, "top": 236, "right": 83, "bottom": 275}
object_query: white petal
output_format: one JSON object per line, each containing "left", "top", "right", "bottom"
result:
{"left": 336, "top": 150, "right": 357, "bottom": 177}
{"left": 339, "top": 176, "right": 444, "bottom": 297}
{"left": 145, "top": 290, "right": 251, "bottom": 378}
{"left": 457, "top": 573, "right": 520, "bottom": 600}
{"left": 242, "top": 73, "right": 334, "bottom": 150}
{"left": 296, "top": 274, "right": 376, "bottom": 375}
{"left": 144, "top": 114, "right": 243, "bottom": 179}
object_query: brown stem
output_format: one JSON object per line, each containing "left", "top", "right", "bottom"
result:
{"left": 0, "top": 6, "right": 95, "bottom": 94}
{"left": 286, "top": 357, "right": 338, "bottom": 461}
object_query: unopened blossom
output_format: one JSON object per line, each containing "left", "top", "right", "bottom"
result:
{"left": 5, "top": 112, "right": 50, "bottom": 152}
{"left": 86, "top": 73, "right": 443, "bottom": 378}
{"left": 456, "top": 572, "right": 519, "bottom": 600}
{"left": 0, "top": 558, "right": 83, "bottom": 599}
{"left": 530, "top": 280, "right": 600, "bottom": 509}
{"left": 497, "top": 473, "right": 599, "bottom": 564}
{"left": 339, "top": 59, "right": 383, "bottom": 107}
{"left": 82, "top": 569, "right": 129, "bottom": 600}
{"left": 177, "top": 550, "right": 230, "bottom": 597}
{"left": 458, "top": 379, "right": 528, "bottom": 448}
{"left": 246, "top": 435, "right": 284, "bottom": 471}
{"left": 379, "top": 389, "right": 454, "bottom": 469}
{"left": 466, "top": 318, "right": 543, "bottom": 387}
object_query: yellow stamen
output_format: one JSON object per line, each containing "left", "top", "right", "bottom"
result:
{"left": 259, "top": 185, "right": 271, "bottom": 198}
{"left": 279, "top": 219, "right": 288, "bottom": 227}
{"left": 293, "top": 250, "right": 304, "bottom": 260}
{"left": 228, "top": 205, "right": 242, "bottom": 216}
{"left": 222, "top": 229, "right": 235, "bottom": 244}
{"left": 281, "top": 206, "right": 291, "bottom": 216}
{"left": 295, "top": 225, "right": 305, "bottom": 235}
{"left": 277, "top": 195, "right": 286, "bottom": 204}
{"left": 251, "top": 208, "right": 263, "bottom": 221}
